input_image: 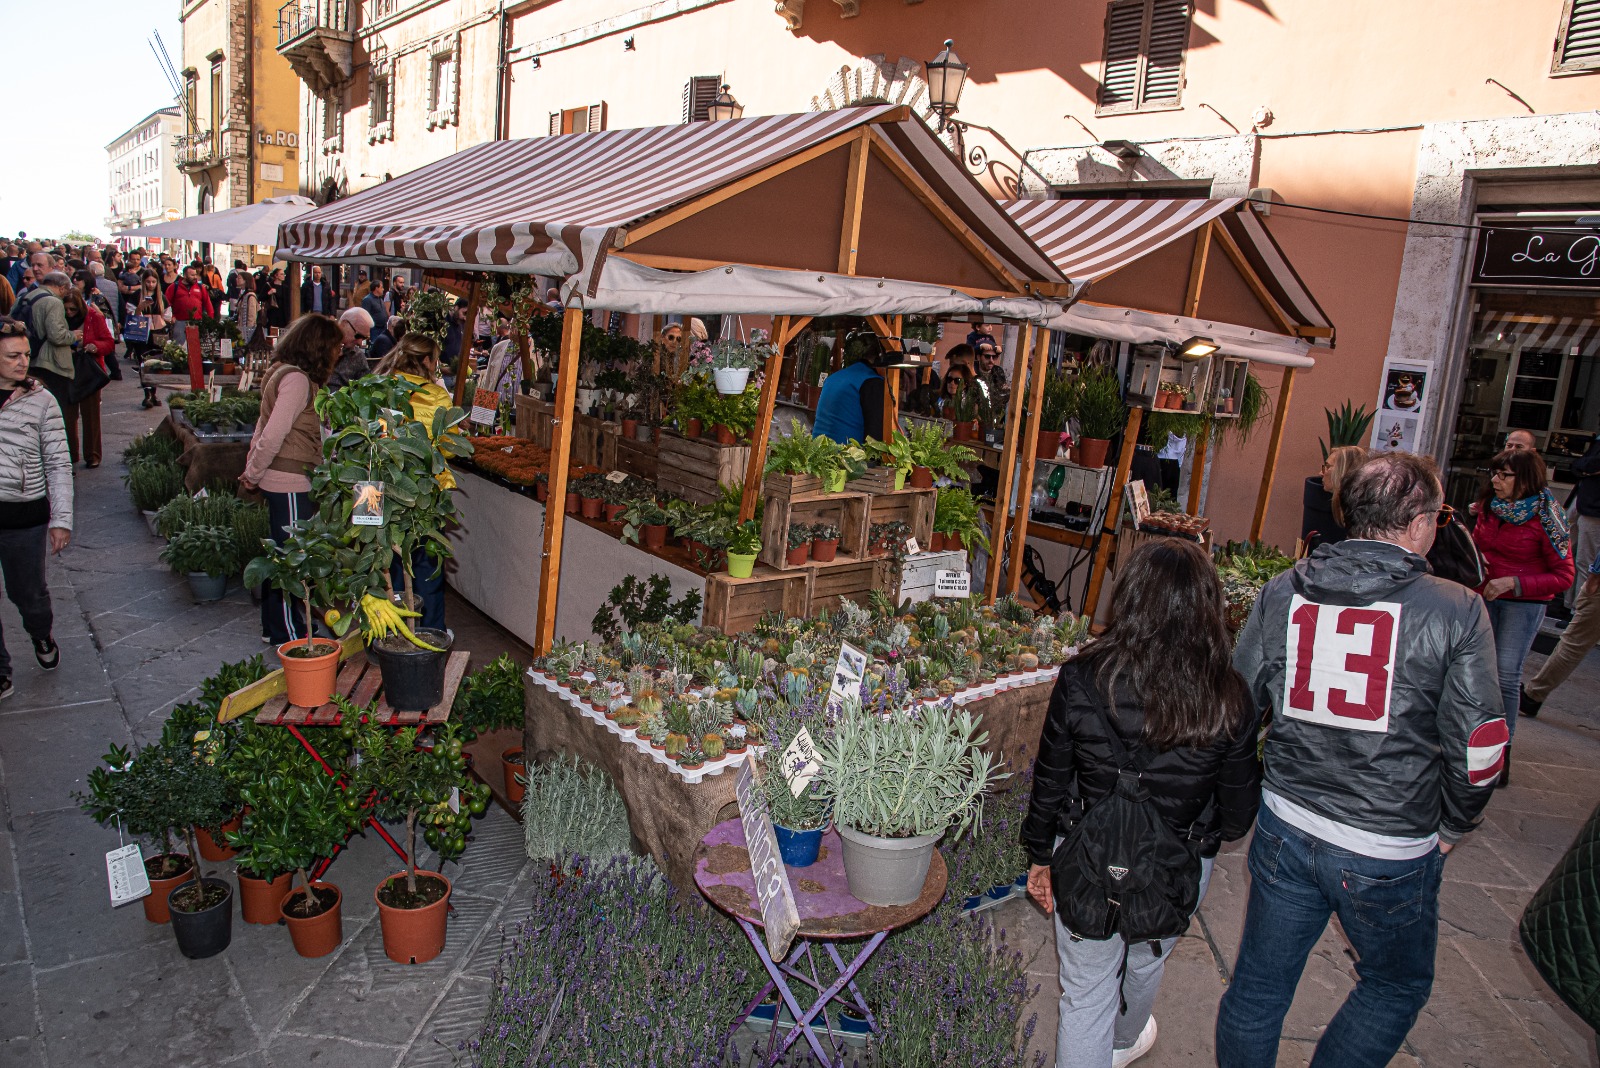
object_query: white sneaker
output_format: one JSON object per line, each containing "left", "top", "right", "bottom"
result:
{"left": 1112, "top": 1016, "right": 1157, "bottom": 1067}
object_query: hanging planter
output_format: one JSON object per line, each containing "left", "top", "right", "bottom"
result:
{"left": 713, "top": 367, "right": 751, "bottom": 395}
{"left": 368, "top": 627, "right": 454, "bottom": 712}
{"left": 279, "top": 637, "right": 342, "bottom": 708}
{"left": 375, "top": 871, "right": 453, "bottom": 964}
{"left": 167, "top": 877, "right": 234, "bottom": 959}
{"left": 280, "top": 882, "right": 343, "bottom": 958}
{"left": 237, "top": 869, "right": 294, "bottom": 924}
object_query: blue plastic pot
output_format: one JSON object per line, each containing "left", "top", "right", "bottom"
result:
{"left": 774, "top": 823, "right": 825, "bottom": 867}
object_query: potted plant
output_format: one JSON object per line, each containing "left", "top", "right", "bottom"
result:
{"left": 810, "top": 522, "right": 840, "bottom": 563}
{"left": 601, "top": 479, "right": 628, "bottom": 525}
{"left": 932, "top": 488, "right": 989, "bottom": 555}
{"left": 160, "top": 524, "right": 238, "bottom": 602}
{"left": 243, "top": 513, "right": 353, "bottom": 708}
{"left": 726, "top": 519, "right": 761, "bottom": 578}
{"left": 1038, "top": 367, "right": 1078, "bottom": 460}
{"left": 815, "top": 698, "right": 1003, "bottom": 906}
{"left": 949, "top": 384, "right": 981, "bottom": 442}
{"left": 785, "top": 523, "right": 812, "bottom": 567}
{"left": 619, "top": 498, "right": 672, "bottom": 550}
{"left": 760, "top": 749, "right": 831, "bottom": 868}
{"left": 352, "top": 722, "right": 475, "bottom": 964}
{"left": 862, "top": 431, "right": 915, "bottom": 490}
{"left": 709, "top": 339, "right": 766, "bottom": 395}
{"left": 1074, "top": 364, "right": 1127, "bottom": 470}
{"left": 673, "top": 377, "right": 715, "bottom": 438}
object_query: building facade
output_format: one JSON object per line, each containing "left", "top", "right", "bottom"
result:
{"left": 177, "top": 0, "right": 302, "bottom": 265}
{"left": 105, "top": 108, "right": 185, "bottom": 248}
{"left": 494, "top": 0, "right": 1600, "bottom": 551}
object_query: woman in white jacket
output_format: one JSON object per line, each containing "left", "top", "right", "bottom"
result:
{"left": 0, "top": 316, "right": 72, "bottom": 700}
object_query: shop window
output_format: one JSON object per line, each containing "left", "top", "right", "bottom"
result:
{"left": 1553, "top": 0, "right": 1600, "bottom": 73}
{"left": 1097, "top": 0, "right": 1191, "bottom": 115}
{"left": 427, "top": 37, "right": 459, "bottom": 130}
{"left": 682, "top": 76, "right": 719, "bottom": 123}
{"left": 548, "top": 103, "right": 608, "bottom": 135}
{"left": 369, "top": 53, "right": 393, "bottom": 144}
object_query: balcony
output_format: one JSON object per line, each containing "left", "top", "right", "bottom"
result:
{"left": 174, "top": 131, "right": 219, "bottom": 172}
{"left": 277, "top": 0, "right": 354, "bottom": 91}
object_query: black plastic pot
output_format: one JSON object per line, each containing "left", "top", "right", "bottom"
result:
{"left": 168, "top": 877, "right": 233, "bottom": 959}
{"left": 368, "top": 628, "right": 454, "bottom": 712}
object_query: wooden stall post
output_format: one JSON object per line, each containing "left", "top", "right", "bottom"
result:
{"left": 984, "top": 324, "right": 1037, "bottom": 603}
{"left": 1186, "top": 432, "right": 1209, "bottom": 515}
{"left": 533, "top": 307, "right": 584, "bottom": 655}
{"left": 866, "top": 314, "right": 902, "bottom": 438}
{"left": 739, "top": 315, "right": 792, "bottom": 524}
{"left": 452, "top": 277, "right": 483, "bottom": 407}
{"left": 1082, "top": 406, "right": 1144, "bottom": 620}
{"left": 1004, "top": 326, "right": 1051, "bottom": 596}
{"left": 1250, "top": 367, "right": 1296, "bottom": 542}
{"left": 287, "top": 261, "right": 302, "bottom": 320}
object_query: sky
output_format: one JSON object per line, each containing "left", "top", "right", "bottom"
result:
{"left": 2, "top": 0, "right": 183, "bottom": 240}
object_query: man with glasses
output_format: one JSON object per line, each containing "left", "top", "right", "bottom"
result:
{"left": 328, "top": 307, "right": 373, "bottom": 389}
{"left": 974, "top": 339, "right": 1010, "bottom": 412}
{"left": 1217, "top": 450, "right": 1504, "bottom": 1068}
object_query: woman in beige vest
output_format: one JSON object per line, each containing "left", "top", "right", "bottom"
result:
{"left": 240, "top": 314, "right": 342, "bottom": 646}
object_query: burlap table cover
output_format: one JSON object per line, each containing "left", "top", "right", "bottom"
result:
{"left": 159, "top": 413, "right": 252, "bottom": 494}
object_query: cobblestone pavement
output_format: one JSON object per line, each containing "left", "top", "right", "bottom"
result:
{"left": 2, "top": 374, "right": 1597, "bottom": 1067}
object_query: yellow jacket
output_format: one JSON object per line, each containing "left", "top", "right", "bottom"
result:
{"left": 398, "top": 373, "right": 457, "bottom": 490}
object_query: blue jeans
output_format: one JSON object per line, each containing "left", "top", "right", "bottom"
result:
{"left": 1215, "top": 804, "right": 1444, "bottom": 1068}
{"left": 389, "top": 547, "right": 445, "bottom": 633}
{"left": 1485, "top": 598, "right": 1545, "bottom": 741}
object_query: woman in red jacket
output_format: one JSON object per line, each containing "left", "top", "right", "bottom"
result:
{"left": 62, "top": 287, "right": 113, "bottom": 468}
{"left": 1472, "top": 448, "right": 1574, "bottom": 782}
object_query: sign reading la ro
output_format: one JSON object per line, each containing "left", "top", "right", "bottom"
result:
{"left": 255, "top": 129, "right": 299, "bottom": 148}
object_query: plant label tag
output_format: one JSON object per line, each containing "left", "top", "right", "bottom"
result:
{"left": 1125, "top": 479, "right": 1151, "bottom": 528}
{"left": 220, "top": 338, "right": 232, "bottom": 364}
{"left": 193, "top": 487, "right": 209, "bottom": 499}
{"left": 352, "top": 481, "right": 386, "bottom": 526}
{"left": 208, "top": 382, "right": 224, "bottom": 402}
{"left": 605, "top": 470, "right": 628, "bottom": 483}
{"left": 780, "top": 727, "right": 820, "bottom": 797}
{"left": 905, "top": 537, "right": 921, "bottom": 556}
{"left": 935, "top": 570, "right": 972, "bottom": 598}
{"left": 470, "top": 387, "right": 498, "bottom": 426}
{"left": 106, "top": 843, "right": 150, "bottom": 907}
{"left": 827, "top": 641, "right": 867, "bottom": 710}
{"left": 449, "top": 786, "right": 460, "bottom": 814}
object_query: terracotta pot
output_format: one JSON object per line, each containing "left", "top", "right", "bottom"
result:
{"left": 946, "top": 531, "right": 965, "bottom": 552}
{"left": 1035, "top": 429, "right": 1061, "bottom": 461}
{"left": 580, "top": 495, "right": 603, "bottom": 520}
{"left": 603, "top": 502, "right": 625, "bottom": 524}
{"left": 375, "top": 871, "right": 453, "bottom": 965}
{"left": 684, "top": 418, "right": 703, "bottom": 439}
{"left": 502, "top": 747, "right": 526, "bottom": 804}
{"left": 929, "top": 531, "right": 947, "bottom": 552}
{"left": 785, "top": 544, "right": 811, "bottom": 566}
{"left": 143, "top": 855, "right": 195, "bottom": 924}
{"left": 951, "top": 422, "right": 971, "bottom": 442}
{"left": 196, "top": 812, "right": 243, "bottom": 861}
{"left": 713, "top": 424, "right": 737, "bottom": 446}
{"left": 565, "top": 491, "right": 580, "bottom": 514}
{"left": 278, "top": 637, "right": 341, "bottom": 709}
{"left": 1077, "top": 437, "right": 1111, "bottom": 470}
{"left": 237, "top": 869, "right": 295, "bottom": 925}
{"left": 281, "top": 882, "right": 343, "bottom": 958}
{"left": 534, "top": 481, "right": 548, "bottom": 502}
{"left": 642, "top": 523, "right": 667, "bottom": 550}
{"left": 908, "top": 465, "right": 934, "bottom": 489}
{"left": 811, "top": 538, "right": 838, "bottom": 562}
{"left": 621, "top": 418, "right": 639, "bottom": 439}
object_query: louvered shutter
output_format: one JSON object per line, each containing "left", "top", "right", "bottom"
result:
{"left": 1098, "top": 1, "right": 1144, "bottom": 112}
{"left": 682, "top": 76, "right": 719, "bottom": 123}
{"left": 1556, "top": 0, "right": 1600, "bottom": 71}
{"left": 549, "top": 112, "right": 560, "bottom": 136}
{"left": 1141, "top": 0, "right": 1189, "bottom": 105}
{"left": 1098, "top": 0, "right": 1190, "bottom": 113}
{"left": 586, "top": 101, "right": 607, "bottom": 132}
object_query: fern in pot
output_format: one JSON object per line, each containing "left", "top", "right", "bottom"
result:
{"left": 814, "top": 697, "right": 1004, "bottom": 905}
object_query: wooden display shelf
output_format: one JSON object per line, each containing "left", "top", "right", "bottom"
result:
{"left": 702, "top": 567, "right": 812, "bottom": 634}
{"left": 613, "top": 433, "right": 659, "bottom": 480}
{"left": 656, "top": 429, "right": 751, "bottom": 505}
{"left": 515, "top": 394, "right": 551, "bottom": 446}
{"left": 866, "top": 487, "right": 936, "bottom": 548}
{"left": 808, "top": 556, "right": 886, "bottom": 614}
{"left": 759, "top": 490, "right": 870, "bottom": 570}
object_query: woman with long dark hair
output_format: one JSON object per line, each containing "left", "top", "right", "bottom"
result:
{"left": 132, "top": 269, "right": 171, "bottom": 408}
{"left": 1023, "top": 538, "right": 1261, "bottom": 1068}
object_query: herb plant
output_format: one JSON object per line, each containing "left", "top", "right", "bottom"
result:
{"left": 591, "top": 574, "right": 702, "bottom": 643}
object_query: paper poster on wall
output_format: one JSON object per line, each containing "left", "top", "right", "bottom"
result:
{"left": 1371, "top": 358, "right": 1433, "bottom": 454}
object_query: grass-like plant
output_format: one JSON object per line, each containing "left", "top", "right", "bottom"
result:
{"left": 126, "top": 459, "right": 186, "bottom": 513}
{"left": 1074, "top": 363, "right": 1127, "bottom": 441}
{"left": 519, "top": 753, "right": 633, "bottom": 865}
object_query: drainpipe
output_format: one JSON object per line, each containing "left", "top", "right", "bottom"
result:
{"left": 494, "top": 2, "right": 509, "bottom": 140}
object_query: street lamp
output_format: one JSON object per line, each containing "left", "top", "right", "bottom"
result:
{"left": 923, "top": 40, "right": 968, "bottom": 129}
{"left": 707, "top": 84, "right": 744, "bottom": 121}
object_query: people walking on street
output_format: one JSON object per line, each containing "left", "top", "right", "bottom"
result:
{"left": 164, "top": 264, "right": 214, "bottom": 345}
{"left": 1215, "top": 451, "right": 1505, "bottom": 1068}
{"left": 1562, "top": 435, "right": 1600, "bottom": 612}
{"left": 259, "top": 266, "right": 290, "bottom": 330}
{"left": 327, "top": 307, "right": 373, "bottom": 390}
{"left": 1023, "top": 538, "right": 1260, "bottom": 1068}
{"left": 62, "top": 286, "right": 110, "bottom": 468}
{"left": 74, "top": 269, "right": 120, "bottom": 382}
{"left": 0, "top": 316, "right": 71, "bottom": 700}
{"left": 13, "top": 272, "right": 82, "bottom": 457}
{"left": 300, "top": 265, "right": 335, "bottom": 317}
{"left": 360, "top": 280, "right": 388, "bottom": 328}
{"left": 1522, "top": 551, "right": 1600, "bottom": 717}
{"left": 131, "top": 269, "right": 171, "bottom": 409}
{"left": 1471, "top": 448, "right": 1572, "bottom": 783}
{"left": 239, "top": 314, "right": 341, "bottom": 647}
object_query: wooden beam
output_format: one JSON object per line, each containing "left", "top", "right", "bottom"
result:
{"left": 452, "top": 278, "right": 483, "bottom": 408}
{"left": 609, "top": 251, "right": 1021, "bottom": 298}
{"left": 865, "top": 128, "right": 1028, "bottom": 294}
{"left": 1186, "top": 431, "right": 1209, "bottom": 515}
{"left": 1183, "top": 222, "right": 1212, "bottom": 318}
{"left": 533, "top": 307, "right": 584, "bottom": 655}
{"left": 1005, "top": 327, "right": 1052, "bottom": 597}
{"left": 984, "top": 323, "right": 1037, "bottom": 603}
{"left": 1250, "top": 367, "right": 1295, "bottom": 542}
{"left": 838, "top": 131, "right": 870, "bottom": 276}
{"left": 1083, "top": 406, "right": 1144, "bottom": 622}
{"left": 1209, "top": 222, "right": 1299, "bottom": 337}
{"left": 740, "top": 316, "right": 789, "bottom": 523}
{"left": 620, "top": 129, "right": 868, "bottom": 246}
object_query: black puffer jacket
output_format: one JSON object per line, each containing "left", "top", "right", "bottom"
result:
{"left": 1020, "top": 660, "right": 1263, "bottom": 867}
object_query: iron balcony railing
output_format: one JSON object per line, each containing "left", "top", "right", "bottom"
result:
{"left": 173, "top": 131, "right": 216, "bottom": 169}
{"left": 277, "top": 0, "right": 350, "bottom": 48}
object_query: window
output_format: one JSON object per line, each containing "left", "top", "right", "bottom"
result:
{"left": 549, "top": 103, "right": 607, "bottom": 135}
{"left": 1096, "top": 0, "right": 1191, "bottom": 114}
{"left": 427, "top": 37, "right": 459, "bottom": 129}
{"left": 183, "top": 69, "right": 198, "bottom": 136}
{"left": 682, "top": 76, "right": 719, "bottom": 122}
{"left": 1553, "top": 0, "right": 1600, "bottom": 73}
{"left": 369, "top": 52, "right": 393, "bottom": 143}
{"left": 321, "top": 86, "right": 344, "bottom": 154}
{"left": 209, "top": 56, "right": 224, "bottom": 157}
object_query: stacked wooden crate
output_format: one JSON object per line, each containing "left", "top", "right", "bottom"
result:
{"left": 701, "top": 568, "right": 811, "bottom": 634}
{"left": 655, "top": 429, "right": 750, "bottom": 505}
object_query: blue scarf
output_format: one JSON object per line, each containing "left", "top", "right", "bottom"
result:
{"left": 1489, "top": 490, "right": 1570, "bottom": 559}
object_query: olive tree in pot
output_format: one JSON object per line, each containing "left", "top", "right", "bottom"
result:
{"left": 243, "top": 512, "right": 359, "bottom": 708}
{"left": 352, "top": 720, "right": 476, "bottom": 964}
{"left": 315, "top": 376, "right": 474, "bottom": 712}
{"left": 814, "top": 698, "right": 1004, "bottom": 906}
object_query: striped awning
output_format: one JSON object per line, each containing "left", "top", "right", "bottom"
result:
{"left": 1476, "top": 311, "right": 1600, "bottom": 357}
{"left": 277, "top": 104, "right": 1065, "bottom": 302}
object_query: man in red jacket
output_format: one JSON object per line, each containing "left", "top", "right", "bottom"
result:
{"left": 164, "top": 264, "right": 214, "bottom": 336}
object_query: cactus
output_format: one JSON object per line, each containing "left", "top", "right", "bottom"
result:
{"left": 663, "top": 732, "right": 690, "bottom": 759}
{"left": 702, "top": 733, "right": 726, "bottom": 761}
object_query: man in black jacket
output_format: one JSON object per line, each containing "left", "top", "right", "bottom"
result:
{"left": 1216, "top": 451, "right": 1503, "bottom": 1067}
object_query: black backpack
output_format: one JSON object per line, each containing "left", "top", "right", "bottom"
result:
{"left": 1049, "top": 702, "right": 1204, "bottom": 944}
{"left": 1427, "top": 505, "right": 1486, "bottom": 588}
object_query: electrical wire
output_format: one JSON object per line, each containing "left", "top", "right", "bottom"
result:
{"left": 1265, "top": 199, "right": 1598, "bottom": 236}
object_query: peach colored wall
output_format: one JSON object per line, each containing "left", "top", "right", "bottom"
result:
{"left": 506, "top": 0, "right": 1600, "bottom": 550}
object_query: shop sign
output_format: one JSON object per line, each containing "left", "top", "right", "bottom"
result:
{"left": 1369, "top": 357, "right": 1433, "bottom": 455}
{"left": 1473, "top": 226, "right": 1600, "bottom": 287}
{"left": 255, "top": 128, "right": 299, "bottom": 147}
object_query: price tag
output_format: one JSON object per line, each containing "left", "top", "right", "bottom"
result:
{"left": 905, "top": 537, "right": 921, "bottom": 556}
{"left": 816, "top": 371, "right": 829, "bottom": 389}
{"left": 1126, "top": 479, "right": 1151, "bottom": 527}
{"left": 352, "top": 480, "right": 386, "bottom": 526}
{"left": 106, "top": 843, "right": 151, "bottom": 907}
{"left": 470, "top": 386, "right": 499, "bottom": 426}
{"left": 780, "top": 727, "right": 820, "bottom": 797}
{"left": 605, "top": 470, "right": 628, "bottom": 483}
{"left": 208, "top": 382, "right": 224, "bottom": 402}
{"left": 449, "top": 786, "right": 460, "bottom": 814}
{"left": 827, "top": 641, "right": 867, "bottom": 709}
{"left": 935, "top": 570, "right": 971, "bottom": 598}
{"left": 193, "top": 487, "right": 209, "bottom": 500}
{"left": 220, "top": 338, "right": 232, "bottom": 366}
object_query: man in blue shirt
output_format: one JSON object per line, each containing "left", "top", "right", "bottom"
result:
{"left": 812, "top": 352, "right": 885, "bottom": 444}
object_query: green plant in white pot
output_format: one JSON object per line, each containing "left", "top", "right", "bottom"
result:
{"left": 814, "top": 697, "right": 1005, "bottom": 905}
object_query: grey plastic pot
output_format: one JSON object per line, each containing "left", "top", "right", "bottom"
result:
{"left": 836, "top": 824, "right": 941, "bottom": 906}
{"left": 187, "top": 572, "right": 228, "bottom": 602}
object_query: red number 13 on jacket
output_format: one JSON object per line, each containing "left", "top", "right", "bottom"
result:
{"left": 1284, "top": 595, "right": 1402, "bottom": 732}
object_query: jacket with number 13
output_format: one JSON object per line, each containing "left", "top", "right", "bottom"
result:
{"left": 1233, "top": 539, "right": 1503, "bottom": 845}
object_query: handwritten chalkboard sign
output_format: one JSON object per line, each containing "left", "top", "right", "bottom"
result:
{"left": 734, "top": 760, "right": 801, "bottom": 959}
{"left": 1474, "top": 227, "right": 1600, "bottom": 287}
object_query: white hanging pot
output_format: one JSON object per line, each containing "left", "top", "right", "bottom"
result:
{"left": 713, "top": 368, "right": 751, "bottom": 395}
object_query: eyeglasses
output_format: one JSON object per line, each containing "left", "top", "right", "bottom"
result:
{"left": 1490, "top": 470, "right": 1514, "bottom": 480}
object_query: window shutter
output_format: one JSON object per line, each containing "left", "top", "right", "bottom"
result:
{"left": 587, "top": 101, "right": 607, "bottom": 132}
{"left": 549, "top": 112, "right": 560, "bottom": 136}
{"left": 1555, "top": 0, "right": 1600, "bottom": 70}
{"left": 1141, "top": 0, "right": 1189, "bottom": 106}
{"left": 683, "top": 76, "right": 719, "bottom": 123}
{"left": 1098, "top": 0, "right": 1189, "bottom": 113}
{"left": 1098, "top": 1, "right": 1144, "bottom": 112}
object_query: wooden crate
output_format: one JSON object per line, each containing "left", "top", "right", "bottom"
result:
{"left": 890, "top": 549, "right": 968, "bottom": 605}
{"left": 655, "top": 429, "right": 751, "bottom": 505}
{"left": 702, "top": 567, "right": 812, "bottom": 634}
{"left": 514, "top": 394, "right": 550, "bottom": 445}
{"left": 850, "top": 467, "right": 901, "bottom": 493}
{"left": 759, "top": 491, "right": 870, "bottom": 571}
{"left": 866, "top": 488, "right": 936, "bottom": 548}
{"left": 764, "top": 471, "right": 823, "bottom": 500}
{"left": 807, "top": 557, "right": 887, "bottom": 615}
{"left": 568, "top": 413, "right": 615, "bottom": 470}
{"left": 613, "top": 434, "right": 659, "bottom": 481}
